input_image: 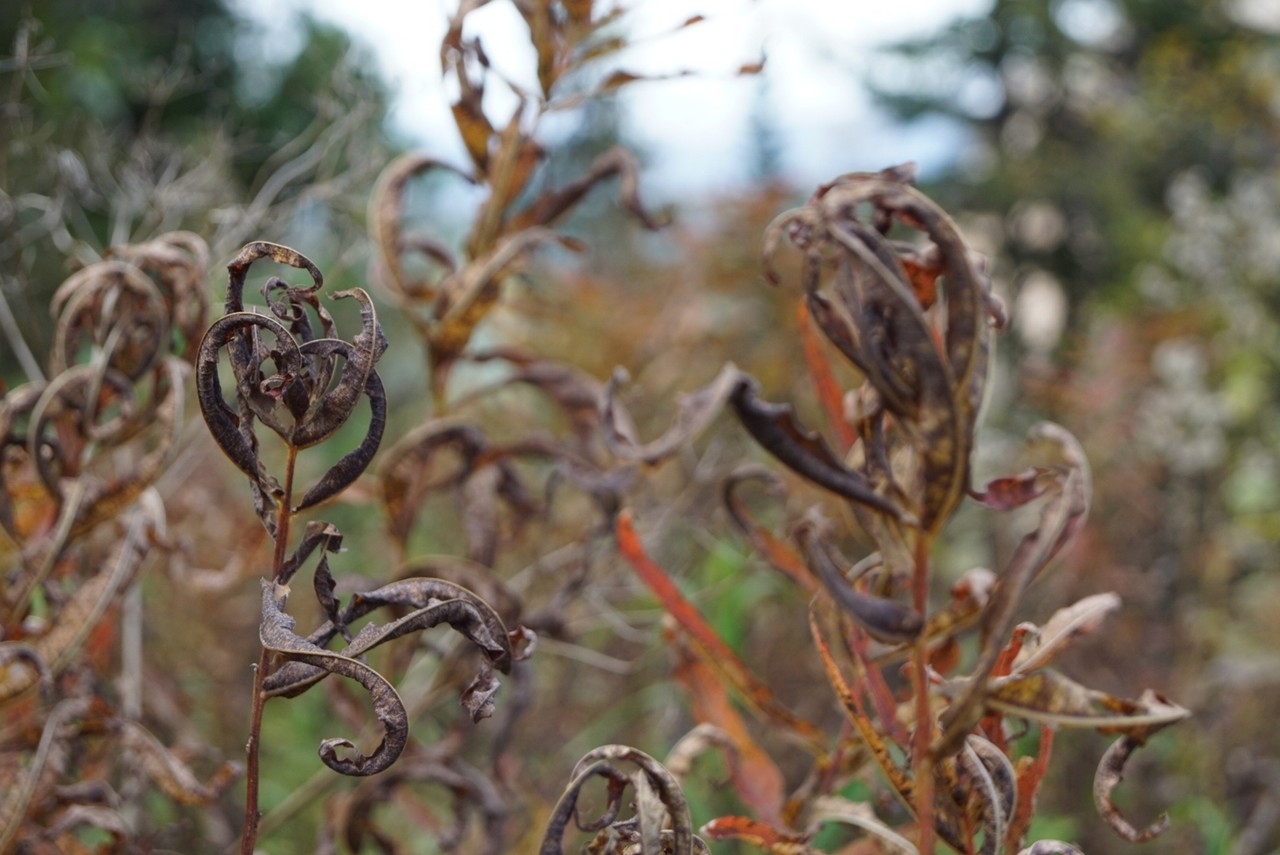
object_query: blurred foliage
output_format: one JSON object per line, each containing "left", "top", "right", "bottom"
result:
{"left": 2, "top": 0, "right": 1276, "bottom": 851}
{"left": 878, "top": 0, "right": 1280, "bottom": 851}
{"left": 0, "top": 0, "right": 393, "bottom": 386}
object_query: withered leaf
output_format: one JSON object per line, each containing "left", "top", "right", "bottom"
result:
{"left": 195, "top": 312, "right": 300, "bottom": 489}
{"left": 617, "top": 510, "right": 825, "bottom": 751}
{"left": 1093, "top": 735, "right": 1171, "bottom": 843}
{"left": 379, "top": 420, "right": 488, "bottom": 546}
{"left": 969, "top": 467, "right": 1057, "bottom": 511}
{"left": 539, "top": 745, "right": 698, "bottom": 855}
{"left": 259, "top": 581, "right": 408, "bottom": 776}
{"left": 119, "top": 720, "right": 240, "bottom": 806}
{"left": 293, "top": 368, "right": 387, "bottom": 512}
{"left": 1011, "top": 592, "right": 1121, "bottom": 675}
{"left": 225, "top": 241, "right": 324, "bottom": 315}
{"left": 795, "top": 521, "right": 922, "bottom": 644}
{"left": 698, "top": 816, "right": 815, "bottom": 854}
{"left": 602, "top": 364, "right": 743, "bottom": 465}
{"left": 805, "top": 795, "right": 920, "bottom": 855}
{"left": 937, "top": 422, "right": 1092, "bottom": 754}
{"left": 731, "top": 379, "right": 915, "bottom": 524}
{"left": 262, "top": 576, "right": 514, "bottom": 700}
{"left": 670, "top": 650, "right": 786, "bottom": 826}
{"left": 722, "top": 466, "right": 819, "bottom": 593}
{"left": 461, "top": 665, "right": 501, "bottom": 723}
{"left": 978, "top": 671, "right": 1190, "bottom": 735}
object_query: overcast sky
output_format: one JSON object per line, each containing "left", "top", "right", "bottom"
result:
{"left": 232, "top": 0, "right": 989, "bottom": 199}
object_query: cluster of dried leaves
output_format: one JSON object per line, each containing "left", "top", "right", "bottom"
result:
{"left": 1, "top": 2, "right": 1192, "bottom": 853}
{"left": 0, "top": 233, "right": 242, "bottom": 851}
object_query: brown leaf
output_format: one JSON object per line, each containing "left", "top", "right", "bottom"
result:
{"left": 1093, "top": 736, "right": 1171, "bottom": 843}
{"left": 539, "top": 745, "right": 700, "bottom": 855}
{"left": 119, "top": 721, "right": 240, "bottom": 806}
{"left": 978, "top": 671, "right": 1190, "bottom": 735}
{"left": 795, "top": 520, "right": 922, "bottom": 644}
{"left": 259, "top": 581, "right": 408, "bottom": 776}
{"left": 1011, "top": 592, "right": 1121, "bottom": 675}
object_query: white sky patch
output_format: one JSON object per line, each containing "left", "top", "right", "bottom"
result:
{"left": 229, "top": 0, "right": 990, "bottom": 198}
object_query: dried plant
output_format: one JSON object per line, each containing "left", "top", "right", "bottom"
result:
{"left": 596, "top": 166, "right": 1190, "bottom": 853}
{"left": 0, "top": 232, "right": 240, "bottom": 850}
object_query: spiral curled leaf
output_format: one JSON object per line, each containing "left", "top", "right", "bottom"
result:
{"left": 259, "top": 580, "right": 408, "bottom": 776}
{"left": 262, "top": 576, "right": 515, "bottom": 718}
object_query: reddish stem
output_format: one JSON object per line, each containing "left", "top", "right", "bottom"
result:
{"left": 911, "top": 533, "right": 936, "bottom": 855}
{"left": 239, "top": 446, "right": 296, "bottom": 855}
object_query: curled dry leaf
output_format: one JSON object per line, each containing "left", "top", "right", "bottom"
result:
{"left": 262, "top": 575, "right": 514, "bottom": 702}
{"left": 604, "top": 367, "right": 912, "bottom": 522}
{"left": 1093, "top": 735, "right": 1172, "bottom": 843}
{"left": 119, "top": 720, "right": 240, "bottom": 806}
{"left": 259, "top": 580, "right": 408, "bottom": 776}
{"left": 721, "top": 466, "right": 819, "bottom": 593}
{"left": 976, "top": 671, "right": 1191, "bottom": 735}
{"left": 1011, "top": 592, "right": 1122, "bottom": 675}
{"left": 937, "top": 421, "right": 1093, "bottom": 755}
{"left": 794, "top": 518, "right": 922, "bottom": 644}
{"left": 806, "top": 795, "right": 920, "bottom": 855}
{"left": 197, "top": 242, "right": 388, "bottom": 517}
{"left": 539, "top": 745, "right": 702, "bottom": 855}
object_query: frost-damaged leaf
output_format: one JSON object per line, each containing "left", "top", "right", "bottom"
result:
{"left": 119, "top": 720, "right": 240, "bottom": 806}
{"left": 699, "top": 816, "right": 815, "bottom": 853}
{"left": 262, "top": 576, "right": 513, "bottom": 700}
{"left": 1011, "top": 592, "right": 1121, "bottom": 675}
{"left": 294, "top": 367, "right": 387, "bottom": 512}
{"left": 539, "top": 745, "right": 701, "bottom": 855}
{"left": 616, "top": 510, "right": 825, "bottom": 751}
{"left": 259, "top": 580, "right": 408, "bottom": 776}
{"left": 937, "top": 422, "right": 1092, "bottom": 754}
{"left": 731, "top": 380, "right": 915, "bottom": 524}
{"left": 671, "top": 645, "right": 786, "bottom": 825}
{"left": 1094, "top": 736, "right": 1170, "bottom": 843}
{"left": 462, "top": 666, "right": 501, "bottom": 723}
{"left": 795, "top": 519, "right": 922, "bottom": 644}
{"left": 977, "top": 672, "right": 1190, "bottom": 734}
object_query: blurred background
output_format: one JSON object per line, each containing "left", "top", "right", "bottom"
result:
{"left": 2, "top": 0, "right": 1278, "bottom": 852}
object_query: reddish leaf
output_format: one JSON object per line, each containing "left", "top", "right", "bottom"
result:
{"left": 616, "top": 510, "right": 825, "bottom": 750}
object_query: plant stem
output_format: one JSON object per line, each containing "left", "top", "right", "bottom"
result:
{"left": 911, "top": 533, "right": 936, "bottom": 855}
{"left": 239, "top": 446, "right": 297, "bottom": 855}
